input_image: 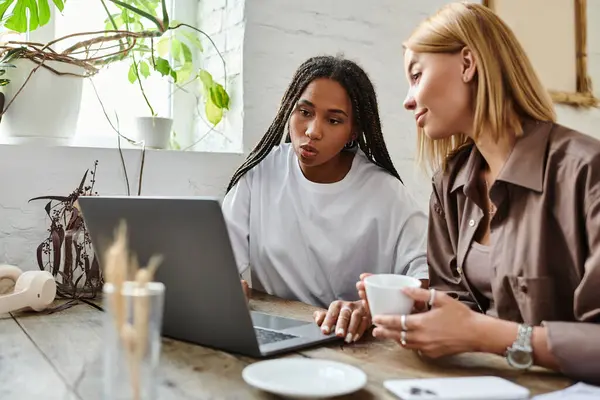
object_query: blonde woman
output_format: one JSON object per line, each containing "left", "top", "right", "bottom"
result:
{"left": 358, "top": 2, "right": 600, "bottom": 384}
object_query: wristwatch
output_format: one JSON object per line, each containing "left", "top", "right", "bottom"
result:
{"left": 506, "top": 324, "right": 534, "bottom": 369}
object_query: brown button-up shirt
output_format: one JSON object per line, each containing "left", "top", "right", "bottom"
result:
{"left": 428, "top": 120, "right": 600, "bottom": 384}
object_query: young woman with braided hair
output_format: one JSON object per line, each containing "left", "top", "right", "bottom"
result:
{"left": 222, "top": 55, "right": 428, "bottom": 344}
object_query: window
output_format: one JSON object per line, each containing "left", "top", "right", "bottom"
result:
{"left": 55, "top": 0, "right": 174, "bottom": 147}
{"left": 4, "top": 0, "right": 206, "bottom": 149}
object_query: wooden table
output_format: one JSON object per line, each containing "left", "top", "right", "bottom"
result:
{"left": 1, "top": 291, "right": 572, "bottom": 399}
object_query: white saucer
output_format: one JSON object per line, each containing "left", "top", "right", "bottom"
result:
{"left": 242, "top": 358, "right": 368, "bottom": 398}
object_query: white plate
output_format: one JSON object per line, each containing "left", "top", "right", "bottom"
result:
{"left": 242, "top": 358, "right": 368, "bottom": 398}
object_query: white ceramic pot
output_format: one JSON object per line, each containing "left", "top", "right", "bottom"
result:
{"left": 0, "top": 59, "right": 84, "bottom": 141}
{"left": 134, "top": 116, "right": 173, "bottom": 149}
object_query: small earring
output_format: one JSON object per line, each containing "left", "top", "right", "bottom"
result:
{"left": 344, "top": 140, "right": 357, "bottom": 149}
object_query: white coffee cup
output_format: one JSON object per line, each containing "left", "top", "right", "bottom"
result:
{"left": 364, "top": 274, "right": 422, "bottom": 319}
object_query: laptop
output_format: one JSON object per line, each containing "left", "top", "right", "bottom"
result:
{"left": 78, "top": 196, "right": 338, "bottom": 358}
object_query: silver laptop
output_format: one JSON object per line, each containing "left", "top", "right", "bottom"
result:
{"left": 78, "top": 196, "right": 338, "bottom": 357}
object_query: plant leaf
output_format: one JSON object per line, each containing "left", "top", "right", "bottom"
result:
{"left": 37, "top": 0, "right": 51, "bottom": 26}
{"left": 131, "top": 0, "right": 157, "bottom": 16}
{"left": 107, "top": 0, "right": 163, "bottom": 32}
{"left": 0, "top": 47, "right": 26, "bottom": 64}
{"left": 180, "top": 30, "right": 203, "bottom": 52}
{"left": 205, "top": 98, "right": 223, "bottom": 126}
{"left": 181, "top": 42, "right": 192, "bottom": 64}
{"left": 0, "top": 79, "right": 10, "bottom": 86}
{"left": 175, "top": 62, "right": 193, "bottom": 83}
{"left": 44, "top": 201, "right": 52, "bottom": 217}
{"left": 171, "top": 38, "right": 183, "bottom": 65}
{"left": 198, "top": 69, "right": 213, "bottom": 88}
{"left": 104, "top": 13, "right": 122, "bottom": 30}
{"left": 210, "top": 83, "right": 230, "bottom": 109}
{"left": 63, "top": 231, "right": 74, "bottom": 283}
{"left": 139, "top": 60, "right": 150, "bottom": 78}
{"left": 170, "top": 131, "right": 180, "bottom": 150}
{"left": 128, "top": 63, "right": 138, "bottom": 83}
{"left": 154, "top": 57, "right": 171, "bottom": 77}
{"left": 51, "top": 0, "right": 63, "bottom": 12}
{"left": 156, "top": 36, "right": 170, "bottom": 58}
{"left": 0, "top": 0, "right": 16, "bottom": 23}
{"left": 4, "top": 0, "right": 36, "bottom": 32}
{"left": 36, "top": 241, "right": 45, "bottom": 271}
{"left": 51, "top": 228, "right": 62, "bottom": 275}
{"left": 77, "top": 169, "right": 89, "bottom": 193}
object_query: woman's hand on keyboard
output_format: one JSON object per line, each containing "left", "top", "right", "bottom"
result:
{"left": 313, "top": 300, "right": 371, "bottom": 344}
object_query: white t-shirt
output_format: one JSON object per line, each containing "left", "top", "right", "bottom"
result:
{"left": 222, "top": 143, "right": 428, "bottom": 308}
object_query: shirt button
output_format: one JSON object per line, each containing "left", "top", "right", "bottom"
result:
{"left": 469, "top": 219, "right": 475, "bottom": 227}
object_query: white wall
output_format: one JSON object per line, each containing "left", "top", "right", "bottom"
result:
{"left": 242, "top": 0, "right": 452, "bottom": 205}
{"left": 1, "top": 0, "right": 599, "bottom": 271}
{"left": 0, "top": 145, "right": 242, "bottom": 269}
{"left": 195, "top": 0, "right": 245, "bottom": 152}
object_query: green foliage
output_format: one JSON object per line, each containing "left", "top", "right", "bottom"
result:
{"left": 0, "top": 0, "right": 65, "bottom": 33}
{"left": 0, "top": 47, "right": 24, "bottom": 86}
{"left": 170, "top": 131, "right": 181, "bottom": 150}
{"left": 0, "top": 0, "right": 230, "bottom": 128}
{"left": 104, "top": 1, "right": 230, "bottom": 125}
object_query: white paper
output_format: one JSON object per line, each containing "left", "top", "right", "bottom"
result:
{"left": 532, "top": 383, "right": 600, "bottom": 400}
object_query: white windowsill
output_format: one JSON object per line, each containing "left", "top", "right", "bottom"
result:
{"left": 0, "top": 134, "right": 244, "bottom": 155}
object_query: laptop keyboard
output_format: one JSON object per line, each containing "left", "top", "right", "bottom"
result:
{"left": 254, "top": 327, "right": 298, "bottom": 345}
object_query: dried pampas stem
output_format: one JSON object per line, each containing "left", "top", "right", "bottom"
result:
{"left": 104, "top": 220, "right": 162, "bottom": 400}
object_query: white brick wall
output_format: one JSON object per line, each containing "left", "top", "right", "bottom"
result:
{"left": 194, "top": 0, "right": 245, "bottom": 153}
{"left": 0, "top": 146, "right": 242, "bottom": 269}
{"left": 241, "top": 0, "right": 600, "bottom": 206}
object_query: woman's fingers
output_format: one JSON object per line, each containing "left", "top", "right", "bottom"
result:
{"left": 313, "top": 310, "right": 327, "bottom": 326}
{"left": 372, "top": 314, "right": 423, "bottom": 331}
{"left": 334, "top": 304, "right": 354, "bottom": 337}
{"left": 359, "top": 272, "right": 373, "bottom": 280}
{"left": 321, "top": 301, "right": 343, "bottom": 335}
{"left": 402, "top": 287, "right": 450, "bottom": 308}
{"left": 345, "top": 308, "right": 366, "bottom": 343}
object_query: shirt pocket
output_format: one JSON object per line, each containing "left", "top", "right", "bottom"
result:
{"left": 508, "top": 275, "right": 557, "bottom": 325}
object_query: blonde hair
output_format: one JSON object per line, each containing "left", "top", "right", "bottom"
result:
{"left": 404, "top": 2, "right": 556, "bottom": 173}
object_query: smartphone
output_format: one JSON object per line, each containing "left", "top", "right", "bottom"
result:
{"left": 384, "top": 376, "right": 530, "bottom": 400}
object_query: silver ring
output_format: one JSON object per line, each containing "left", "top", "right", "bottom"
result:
{"left": 428, "top": 288, "right": 436, "bottom": 308}
{"left": 400, "top": 314, "right": 408, "bottom": 331}
{"left": 400, "top": 330, "right": 407, "bottom": 346}
{"left": 340, "top": 306, "right": 353, "bottom": 314}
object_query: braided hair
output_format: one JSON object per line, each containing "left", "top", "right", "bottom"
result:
{"left": 226, "top": 55, "right": 402, "bottom": 193}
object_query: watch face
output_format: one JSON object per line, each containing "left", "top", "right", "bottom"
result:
{"left": 509, "top": 349, "right": 533, "bottom": 368}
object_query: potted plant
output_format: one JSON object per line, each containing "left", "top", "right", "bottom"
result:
{"left": 0, "top": 0, "right": 230, "bottom": 149}
{"left": 0, "top": 0, "right": 89, "bottom": 142}
{"left": 102, "top": 0, "right": 230, "bottom": 149}
{"left": 29, "top": 160, "right": 103, "bottom": 300}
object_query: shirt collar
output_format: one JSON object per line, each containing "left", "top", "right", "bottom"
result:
{"left": 450, "top": 120, "right": 552, "bottom": 194}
